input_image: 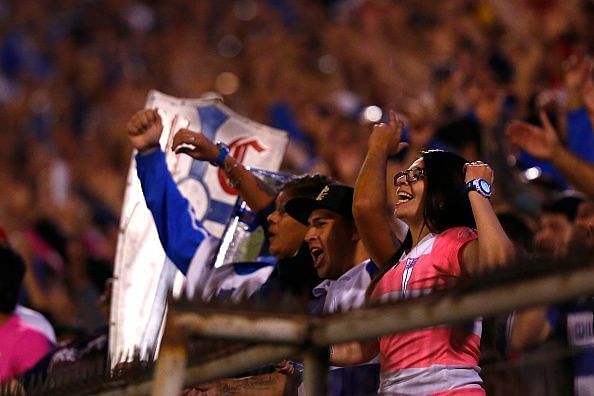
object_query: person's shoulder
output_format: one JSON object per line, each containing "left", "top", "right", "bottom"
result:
{"left": 438, "top": 226, "right": 477, "bottom": 242}
{"left": 15, "top": 305, "right": 56, "bottom": 343}
{"left": 332, "top": 259, "right": 375, "bottom": 288}
{"left": 433, "top": 227, "right": 477, "bottom": 257}
{"left": 344, "top": 259, "right": 372, "bottom": 276}
{"left": 8, "top": 315, "right": 52, "bottom": 345}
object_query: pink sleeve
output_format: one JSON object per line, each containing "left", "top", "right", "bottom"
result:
{"left": 439, "top": 227, "right": 478, "bottom": 276}
{"left": 13, "top": 330, "right": 52, "bottom": 374}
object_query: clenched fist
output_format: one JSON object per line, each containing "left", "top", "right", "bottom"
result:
{"left": 127, "top": 109, "right": 163, "bottom": 154}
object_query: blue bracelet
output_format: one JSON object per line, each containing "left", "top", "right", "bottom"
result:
{"left": 210, "top": 141, "right": 230, "bottom": 167}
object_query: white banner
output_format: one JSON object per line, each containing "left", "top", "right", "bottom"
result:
{"left": 109, "top": 90, "right": 288, "bottom": 366}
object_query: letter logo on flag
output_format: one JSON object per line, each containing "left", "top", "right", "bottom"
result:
{"left": 217, "top": 137, "right": 267, "bottom": 195}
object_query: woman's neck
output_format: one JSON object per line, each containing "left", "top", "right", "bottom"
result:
{"left": 407, "top": 220, "right": 431, "bottom": 248}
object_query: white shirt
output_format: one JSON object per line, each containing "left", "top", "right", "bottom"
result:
{"left": 16, "top": 305, "right": 56, "bottom": 344}
{"left": 312, "top": 259, "right": 377, "bottom": 314}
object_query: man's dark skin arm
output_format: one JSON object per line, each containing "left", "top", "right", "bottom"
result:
{"left": 507, "top": 110, "right": 594, "bottom": 199}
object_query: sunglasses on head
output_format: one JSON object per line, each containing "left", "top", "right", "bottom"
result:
{"left": 393, "top": 167, "right": 425, "bottom": 187}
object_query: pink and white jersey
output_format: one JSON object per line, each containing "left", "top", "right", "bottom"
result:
{"left": 0, "top": 314, "right": 53, "bottom": 382}
{"left": 371, "top": 227, "right": 484, "bottom": 395}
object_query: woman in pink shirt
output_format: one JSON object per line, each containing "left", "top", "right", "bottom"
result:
{"left": 0, "top": 245, "right": 53, "bottom": 383}
{"left": 331, "top": 111, "right": 514, "bottom": 395}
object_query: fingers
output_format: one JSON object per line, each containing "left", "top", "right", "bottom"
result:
{"left": 464, "top": 160, "right": 494, "bottom": 184}
{"left": 141, "top": 109, "right": 160, "bottom": 130}
{"left": 463, "top": 161, "right": 492, "bottom": 175}
{"left": 172, "top": 129, "right": 203, "bottom": 151}
{"left": 538, "top": 110, "right": 555, "bottom": 132}
{"left": 388, "top": 110, "right": 406, "bottom": 131}
{"left": 127, "top": 108, "right": 161, "bottom": 136}
{"left": 463, "top": 160, "right": 488, "bottom": 171}
{"left": 389, "top": 110, "right": 397, "bottom": 127}
{"left": 373, "top": 110, "right": 404, "bottom": 133}
{"left": 372, "top": 122, "right": 387, "bottom": 131}
{"left": 174, "top": 147, "right": 193, "bottom": 156}
{"left": 506, "top": 120, "right": 537, "bottom": 134}
{"left": 505, "top": 120, "right": 538, "bottom": 145}
{"left": 126, "top": 117, "right": 142, "bottom": 135}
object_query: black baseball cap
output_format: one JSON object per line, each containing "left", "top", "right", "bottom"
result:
{"left": 285, "top": 184, "right": 354, "bottom": 225}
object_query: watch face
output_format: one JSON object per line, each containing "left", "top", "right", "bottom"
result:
{"left": 479, "top": 179, "right": 491, "bottom": 194}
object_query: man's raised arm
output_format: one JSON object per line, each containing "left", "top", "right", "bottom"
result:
{"left": 506, "top": 110, "right": 594, "bottom": 199}
{"left": 127, "top": 109, "right": 212, "bottom": 274}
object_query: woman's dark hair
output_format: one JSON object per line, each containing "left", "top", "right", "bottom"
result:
{"left": 365, "top": 232, "right": 413, "bottom": 300}
{"left": 421, "top": 150, "right": 475, "bottom": 232}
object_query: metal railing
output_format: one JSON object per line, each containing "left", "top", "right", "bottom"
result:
{"left": 151, "top": 253, "right": 594, "bottom": 395}
{"left": 5, "top": 254, "right": 593, "bottom": 395}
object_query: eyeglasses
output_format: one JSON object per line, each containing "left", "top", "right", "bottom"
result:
{"left": 393, "top": 167, "right": 425, "bottom": 187}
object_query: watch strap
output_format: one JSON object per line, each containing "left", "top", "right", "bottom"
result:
{"left": 464, "top": 179, "right": 492, "bottom": 198}
{"left": 210, "top": 141, "right": 229, "bottom": 167}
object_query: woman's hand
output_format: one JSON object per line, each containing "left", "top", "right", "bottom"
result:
{"left": 368, "top": 110, "right": 408, "bottom": 155}
{"left": 464, "top": 161, "right": 494, "bottom": 185}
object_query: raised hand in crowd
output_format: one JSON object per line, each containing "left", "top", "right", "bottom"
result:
{"left": 506, "top": 111, "right": 594, "bottom": 199}
{"left": 172, "top": 125, "right": 276, "bottom": 213}
{"left": 353, "top": 110, "right": 408, "bottom": 267}
{"left": 506, "top": 110, "right": 561, "bottom": 161}
{"left": 126, "top": 109, "right": 163, "bottom": 154}
{"left": 367, "top": 110, "right": 409, "bottom": 156}
{"left": 462, "top": 160, "right": 508, "bottom": 273}
{"left": 171, "top": 129, "right": 219, "bottom": 163}
{"left": 464, "top": 161, "right": 495, "bottom": 189}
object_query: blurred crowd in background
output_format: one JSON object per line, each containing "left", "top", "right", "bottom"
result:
{"left": 0, "top": 0, "right": 593, "bottom": 391}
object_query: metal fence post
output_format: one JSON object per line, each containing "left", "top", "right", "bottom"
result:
{"left": 151, "top": 316, "right": 188, "bottom": 396}
{"left": 304, "top": 346, "right": 328, "bottom": 396}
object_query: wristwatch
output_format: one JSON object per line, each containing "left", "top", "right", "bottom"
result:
{"left": 209, "top": 141, "right": 230, "bottom": 167}
{"left": 464, "top": 178, "right": 492, "bottom": 198}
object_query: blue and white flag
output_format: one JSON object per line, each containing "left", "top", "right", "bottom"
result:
{"left": 110, "top": 90, "right": 288, "bottom": 366}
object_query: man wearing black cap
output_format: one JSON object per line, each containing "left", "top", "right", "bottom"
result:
{"left": 286, "top": 183, "right": 380, "bottom": 396}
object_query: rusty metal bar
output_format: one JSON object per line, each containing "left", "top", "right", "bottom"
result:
{"left": 183, "top": 344, "right": 302, "bottom": 388}
{"left": 173, "top": 311, "right": 309, "bottom": 344}
{"left": 96, "top": 344, "right": 302, "bottom": 396}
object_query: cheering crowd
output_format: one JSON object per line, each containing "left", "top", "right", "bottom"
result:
{"left": 1, "top": 0, "right": 594, "bottom": 394}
